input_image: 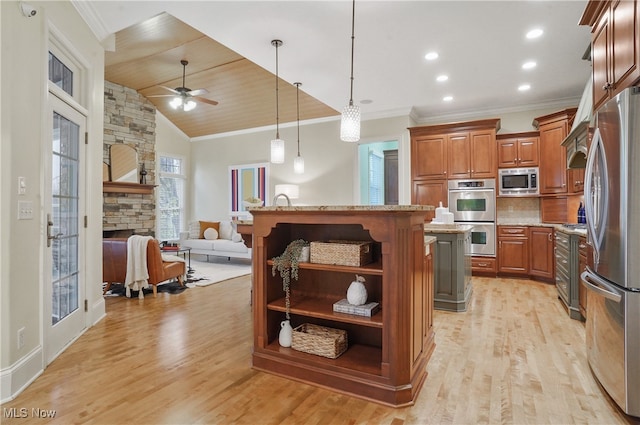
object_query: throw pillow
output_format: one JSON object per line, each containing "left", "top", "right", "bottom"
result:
{"left": 219, "top": 221, "right": 233, "bottom": 240}
{"left": 204, "top": 227, "right": 219, "bottom": 240}
{"left": 188, "top": 222, "right": 200, "bottom": 239}
{"left": 231, "top": 233, "right": 243, "bottom": 243}
{"left": 199, "top": 221, "right": 220, "bottom": 239}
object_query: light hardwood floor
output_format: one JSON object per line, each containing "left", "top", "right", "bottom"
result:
{"left": 2, "top": 275, "right": 638, "bottom": 425}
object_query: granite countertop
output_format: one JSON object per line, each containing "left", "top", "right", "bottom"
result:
{"left": 497, "top": 220, "right": 587, "bottom": 236}
{"left": 424, "top": 223, "right": 474, "bottom": 234}
{"left": 248, "top": 205, "right": 435, "bottom": 212}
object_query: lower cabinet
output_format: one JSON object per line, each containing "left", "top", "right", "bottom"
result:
{"left": 555, "top": 229, "right": 584, "bottom": 321}
{"left": 498, "top": 226, "right": 529, "bottom": 275}
{"left": 425, "top": 229, "right": 472, "bottom": 312}
{"left": 578, "top": 236, "right": 588, "bottom": 319}
{"left": 498, "top": 225, "right": 555, "bottom": 280}
{"left": 251, "top": 207, "right": 435, "bottom": 407}
{"left": 472, "top": 256, "right": 497, "bottom": 274}
{"left": 529, "top": 227, "right": 554, "bottom": 280}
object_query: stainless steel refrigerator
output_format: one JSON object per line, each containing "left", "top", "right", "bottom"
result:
{"left": 582, "top": 86, "right": 640, "bottom": 417}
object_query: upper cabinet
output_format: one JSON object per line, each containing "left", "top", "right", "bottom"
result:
{"left": 533, "top": 109, "right": 577, "bottom": 195}
{"left": 410, "top": 118, "right": 501, "bottom": 181}
{"left": 496, "top": 132, "right": 540, "bottom": 168}
{"left": 581, "top": 0, "right": 640, "bottom": 111}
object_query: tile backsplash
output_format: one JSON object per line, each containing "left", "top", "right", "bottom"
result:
{"left": 496, "top": 197, "right": 541, "bottom": 224}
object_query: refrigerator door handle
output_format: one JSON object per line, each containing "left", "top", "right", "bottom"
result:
{"left": 581, "top": 268, "right": 622, "bottom": 303}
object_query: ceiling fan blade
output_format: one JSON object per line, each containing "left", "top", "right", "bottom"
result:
{"left": 147, "top": 94, "right": 175, "bottom": 98}
{"left": 187, "top": 88, "right": 208, "bottom": 96}
{"left": 158, "top": 85, "right": 180, "bottom": 94}
{"left": 194, "top": 96, "right": 219, "bottom": 106}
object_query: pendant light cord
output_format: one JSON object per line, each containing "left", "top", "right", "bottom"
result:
{"left": 295, "top": 82, "right": 301, "bottom": 156}
{"left": 274, "top": 40, "right": 281, "bottom": 138}
{"left": 348, "top": 0, "right": 355, "bottom": 106}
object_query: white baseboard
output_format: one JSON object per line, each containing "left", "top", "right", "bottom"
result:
{"left": 0, "top": 346, "right": 44, "bottom": 404}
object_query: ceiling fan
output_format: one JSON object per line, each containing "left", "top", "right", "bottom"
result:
{"left": 150, "top": 60, "right": 219, "bottom": 111}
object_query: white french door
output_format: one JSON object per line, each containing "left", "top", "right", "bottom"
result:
{"left": 44, "top": 96, "right": 86, "bottom": 363}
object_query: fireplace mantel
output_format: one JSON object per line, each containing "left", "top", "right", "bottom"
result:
{"left": 103, "top": 181, "right": 155, "bottom": 194}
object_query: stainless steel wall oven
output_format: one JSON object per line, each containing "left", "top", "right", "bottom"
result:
{"left": 448, "top": 179, "right": 496, "bottom": 256}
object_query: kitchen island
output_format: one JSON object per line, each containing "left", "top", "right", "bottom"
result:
{"left": 250, "top": 205, "right": 435, "bottom": 407}
{"left": 424, "top": 223, "right": 473, "bottom": 312}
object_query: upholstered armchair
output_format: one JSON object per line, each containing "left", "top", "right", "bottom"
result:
{"left": 103, "top": 238, "right": 185, "bottom": 297}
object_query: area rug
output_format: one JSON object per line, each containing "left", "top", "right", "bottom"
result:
{"left": 187, "top": 257, "right": 252, "bottom": 287}
{"left": 105, "top": 280, "right": 188, "bottom": 297}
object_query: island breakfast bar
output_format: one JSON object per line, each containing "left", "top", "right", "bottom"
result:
{"left": 250, "top": 205, "right": 435, "bottom": 407}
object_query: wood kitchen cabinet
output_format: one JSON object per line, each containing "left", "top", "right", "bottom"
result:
{"left": 497, "top": 226, "right": 529, "bottom": 275}
{"left": 529, "top": 226, "right": 555, "bottom": 280}
{"left": 533, "top": 108, "right": 577, "bottom": 195}
{"left": 250, "top": 206, "right": 435, "bottom": 407}
{"left": 410, "top": 118, "right": 501, "bottom": 183}
{"left": 496, "top": 132, "right": 540, "bottom": 168}
{"left": 581, "top": 0, "right": 640, "bottom": 112}
{"left": 412, "top": 179, "right": 448, "bottom": 221}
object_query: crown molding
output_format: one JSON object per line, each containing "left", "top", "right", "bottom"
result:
{"left": 70, "top": 0, "right": 114, "bottom": 49}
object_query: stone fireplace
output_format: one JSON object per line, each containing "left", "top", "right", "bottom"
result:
{"left": 103, "top": 81, "right": 157, "bottom": 237}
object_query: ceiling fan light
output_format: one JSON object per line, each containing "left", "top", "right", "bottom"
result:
{"left": 340, "top": 103, "right": 361, "bottom": 142}
{"left": 170, "top": 97, "right": 183, "bottom": 109}
{"left": 183, "top": 99, "right": 197, "bottom": 111}
{"left": 294, "top": 155, "right": 305, "bottom": 174}
{"left": 270, "top": 138, "right": 285, "bottom": 164}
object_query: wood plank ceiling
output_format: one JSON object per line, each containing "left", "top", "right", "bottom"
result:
{"left": 105, "top": 13, "right": 338, "bottom": 138}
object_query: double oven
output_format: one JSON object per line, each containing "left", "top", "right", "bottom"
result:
{"left": 448, "top": 179, "right": 496, "bottom": 257}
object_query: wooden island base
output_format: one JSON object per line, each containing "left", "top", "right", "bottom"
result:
{"left": 250, "top": 206, "right": 435, "bottom": 407}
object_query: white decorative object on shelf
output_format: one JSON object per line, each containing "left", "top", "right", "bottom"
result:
{"left": 432, "top": 201, "right": 454, "bottom": 224}
{"left": 347, "top": 274, "right": 368, "bottom": 305}
{"left": 279, "top": 319, "right": 293, "bottom": 347}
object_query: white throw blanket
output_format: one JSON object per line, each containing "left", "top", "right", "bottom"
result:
{"left": 125, "top": 235, "right": 153, "bottom": 299}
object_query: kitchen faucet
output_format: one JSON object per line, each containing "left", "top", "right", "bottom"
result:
{"left": 272, "top": 193, "right": 291, "bottom": 207}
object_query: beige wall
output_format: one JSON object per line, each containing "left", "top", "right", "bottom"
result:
{"left": 0, "top": 0, "right": 104, "bottom": 401}
{"left": 189, "top": 115, "right": 412, "bottom": 220}
{"left": 155, "top": 112, "right": 192, "bottom": 230}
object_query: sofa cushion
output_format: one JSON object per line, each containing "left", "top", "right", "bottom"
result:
{"left": 182, "top": 239, "right": 217, "bottom": 251}
{"left": 212, "top": 239, "right": 249, "bottom": 253}
{"left": 199, "top": 221, "right": 219, "bottom": 239}
{"left": 204, "top": 227, "right": 219, "bottom": 240}
{"left": 188, "top": 222, "right": 200, "bottom": 239}
{"left": 219, "top": 221, "right": 233, "bottom": 240}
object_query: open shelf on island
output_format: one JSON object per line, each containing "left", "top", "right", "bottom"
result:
{"left": 267, "top": 296, "right": 383, "bottom": 328}
{"left": 267, "top": 259, "right": 383, "bottom": 275}
{"left": 264, "top": 340, "right": 383, "bottom": 377}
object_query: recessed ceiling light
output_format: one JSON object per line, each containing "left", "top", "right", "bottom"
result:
{"left": 518, "top": 84, "right": 531, "bottom": 91}
{"left": 526, "top": 28, "right": 543, "bottom": 39}
{"left": 425, "top": 51, "right": 439, "bottom": 61}
{"left": 522, "top": 61, "right": 537, "bottom": 70}
{"left": 443, "top": 96, "right": 453, "bottom": 102}
{"left": 436, "top": 75, "right": 448, "bottom": 82}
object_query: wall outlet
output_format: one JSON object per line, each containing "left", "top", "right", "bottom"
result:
{"left": 17, "top": 327, "right": 25, "bottom": 349}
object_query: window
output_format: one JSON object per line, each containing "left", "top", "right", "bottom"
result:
{"left": 368, "top": 150, "right": 384, "bottom": 205}
{"left": 158, "top": 155, "right": 186, "bottom": 240}
{"left": 49, "top": 52, "right": 74, "bottom": 96}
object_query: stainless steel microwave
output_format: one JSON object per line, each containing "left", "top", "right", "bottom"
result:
{"left": 498, "top": 167, "right": 539, "bottom": 196}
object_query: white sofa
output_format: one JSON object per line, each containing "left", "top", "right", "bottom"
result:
{"left": 179, "top": 220, "right": 251, "bottom": 260}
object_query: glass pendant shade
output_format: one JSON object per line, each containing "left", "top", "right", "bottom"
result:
{"left": 170, "top": 97, "right": 183, "bottom": 109}
{"left": 270, "top": 138, "right": 285, "bottom": 164}
{"left": 170, "top": 96, "right": 196, "bottom": 111}
{"left": 340, "top": 102, "right": 361, "bottom": 142}
{"left": 183, "top": 99, "right": 196, "bottom": 111}
{"left": 294, "top": 155, "right": 305, "bottom": 174}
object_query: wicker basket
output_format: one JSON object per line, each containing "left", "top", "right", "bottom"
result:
{"left": 291, "top": 323, "right": 348, "bottom": 359}
{"left": 310, "top": 240, "right": 373, "bottom": 267}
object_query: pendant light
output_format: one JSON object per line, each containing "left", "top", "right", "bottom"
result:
{"left": 340, "top": 0, "right": 360, "bottom": 142}
{"left": 293, "top": 82, "right": 305, "bottom": 174}
{"left": 270, "top": 40, "right": 285, "bottom": 164}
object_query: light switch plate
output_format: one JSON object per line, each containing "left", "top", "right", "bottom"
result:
{"left": 17, "top": 201, "right": 34, "bottom": 220}
{"left": 18, "top": 176, "right": 26, "bottom": 195}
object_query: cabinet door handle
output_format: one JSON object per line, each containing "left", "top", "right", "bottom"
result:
{"left": 477, "top": 263, "right": 488, "bottom": 267}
